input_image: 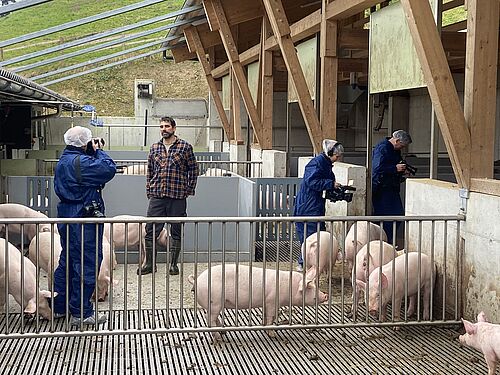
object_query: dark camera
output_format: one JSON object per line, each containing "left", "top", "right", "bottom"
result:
{"left": 324, "top": 185, "right": 357, "bottom": 203}
{"left": 400, "top": 160, "right": 417, "bottom": 176}
{"left": 86, "top": 138, "right": 105, "bottom": 155}
{"left": 83, "top": 201, "right": 105, "bottom": 218}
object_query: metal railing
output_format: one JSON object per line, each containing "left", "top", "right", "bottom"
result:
{"left": 41, "top": 159, "right": 263, "bottom": 178}
{"left": 0, "top": 215, "right": 464, "bottom": 339}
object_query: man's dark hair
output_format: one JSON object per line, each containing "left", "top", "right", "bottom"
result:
{"left": 160, "top": 116, "right": 176, "bottom": 127}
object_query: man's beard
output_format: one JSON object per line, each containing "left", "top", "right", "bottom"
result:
{"left": 162, "top": 131, "right": 174, "bottom": 139}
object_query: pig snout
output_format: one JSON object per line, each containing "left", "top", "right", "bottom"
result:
{"left": 369, "top": 309, "right": 378, "bottom": 317}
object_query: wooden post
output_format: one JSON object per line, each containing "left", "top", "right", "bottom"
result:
{"left": 463, "top": 0, "right": 499, "bottom": 178}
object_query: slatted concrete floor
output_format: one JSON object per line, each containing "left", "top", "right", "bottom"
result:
{"left": 0, "top": 307, "right": 490, "bottom": 375}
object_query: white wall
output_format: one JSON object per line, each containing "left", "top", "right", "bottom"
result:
{"left": 406, "top": 179, "right": 500, "bottom": 321}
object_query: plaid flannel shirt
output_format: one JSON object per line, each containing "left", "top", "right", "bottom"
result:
{"left": 146, "top": 137, "right": 199, "bottom": 199}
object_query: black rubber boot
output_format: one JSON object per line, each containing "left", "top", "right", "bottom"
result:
{"left": 169, "top": 239, "right": 181, "bottom": 275}
{"left": 137, "top": 238, "right": 157, "bottom": 275}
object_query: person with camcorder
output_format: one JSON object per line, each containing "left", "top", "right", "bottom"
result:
{"left": 293, "top": 139, "right": 344, "bottom": 271}
{"left": 52, "top": 126, "right": 116, "bottom": 326}
{"left": 371, "top": 129, "right": 412, "bottom": 244}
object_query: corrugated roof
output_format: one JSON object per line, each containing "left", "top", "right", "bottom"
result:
{"left": 0, "top": 68, "right": 81, "bottom": 111}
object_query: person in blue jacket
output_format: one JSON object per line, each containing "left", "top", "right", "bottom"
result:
{"left": 52, "top": 126, "right": 116, "bottom": 326}
{"left": 371, "top": 130, "right": 412, "bottom": 244}
{"left": 293, "top": 139, "right": 344, "bottom": 271}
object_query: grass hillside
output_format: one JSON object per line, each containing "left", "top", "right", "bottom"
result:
{"left": 0, "top": 0, "right": 208, "bottom": 116}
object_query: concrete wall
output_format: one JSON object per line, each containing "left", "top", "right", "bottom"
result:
{"left": 406, "top": 179, "right": 500, "bottom": 321}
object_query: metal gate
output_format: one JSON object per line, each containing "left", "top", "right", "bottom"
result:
{"left": 254, "top": 178, "right": 302, "bottom": 241}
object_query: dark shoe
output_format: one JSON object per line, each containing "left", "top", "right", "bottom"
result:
{"left": 137, "top": 238, "right": 157, "bottom": 275}
{"left": 169, "top": 239, "right": 181, "bottom": 276}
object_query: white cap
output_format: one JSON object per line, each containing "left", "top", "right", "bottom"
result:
{"left": 64, "top": 126, "right": 92, "bottom": 147}
{"left": 322, "top": 139, "right": 344, "bottom": 156}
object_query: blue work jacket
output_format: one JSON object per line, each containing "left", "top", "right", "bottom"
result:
{"left": 54, "top": 146, "right": 116, "bottom": 218}
{"left": 372, "top": 138, "right": 402, "bottom": 193}
{"left": 294, "top": 153, "right": 335, "bottom": 217}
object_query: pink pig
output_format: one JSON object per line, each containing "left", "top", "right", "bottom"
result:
{"left": 301, "top": 231, "right": 339, "bottom": 280}
{"left": 356, "top": 252, "right": 434, "bottom": 322}
{"left": 28, "top": 231, "right": 62, "bottom": 290}
{"left": 343, "top": 221, "right": 387, "bottom": 275}
{"left": 460, "top": 311, "right": 500, "bottom": 375}
{"left": 352, "top": 240, "right": 397, "bottom": 312}
{"left": 0, "top": 238, "right": 53, "bottom": 320}
{"left": 0, "top": 203, "right": 54, "bottom": 241}
{"left": 94, "top": 238, "right": 118, "bottom": 302}
{"left": 188, "top": 264, "right": 328, "bottom": 341}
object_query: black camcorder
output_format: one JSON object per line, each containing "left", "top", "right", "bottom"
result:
{"left": 324, "top": 184, "right": 357, "bottom": 203}
{"left": 83, "top": 201, "right": 105, "bottom": 218}
{"left": 400, "top": 160, "right": 417, "bottom": 176}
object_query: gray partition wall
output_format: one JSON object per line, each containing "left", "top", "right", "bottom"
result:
{"left": 5, "top": 175, "right": 256, "bottom": 262}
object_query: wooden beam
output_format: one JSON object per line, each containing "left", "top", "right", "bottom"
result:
{"left": 463, "top": 0, "right": 499, "bottom": 178}
{"left": 204, "top": 0, "right": 264, "bottom": 145}
{"left": 470, "top": 178, "right": 500, "bottom": 197}
{"left": 231, "top": 68, "right": 243, "bottom": 141}
{"left": 320, "top": 0, "right": 337, "bottom": 140}
{"left": 262, "top": 0, "right": 323, "bottom": 153}
{"left": 442, "top": 0, "right": 464, "bottom": 12}
{"left": 203, "top": 0, "right": 220, "bottom": 31}
{"left": 184, "top": 27, "right": 233, "bottom": 140}
{"left": 400, "top": 0, "right": 471, "bottom": 188}
{"left": 326, "top": 0, "right": 381, "bottom": 21}
{"left": 443, "top": 19, "right": 466, "bottom": 31}
{"left": 170, "top": 44, "right": 196, "bottom": 63}
{"left": 260, "top": 16, "right": 274, "bottom": 149}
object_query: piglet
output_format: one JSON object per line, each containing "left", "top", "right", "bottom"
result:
{"left": 356, "top": 252, "right": 434, "bottom": 322}
{"left": 28, "top": 231, "right": 62, "bottom": 289}
{"left": 352, "top": 240, "right": 397, "bottom": 312}
{"left": 343, "top": 221, "right": 387, "bottom": 274}
{"left": 188, "top": 264, "right": 328, "bottom": 341}
{"left": 0, "top": 238, "right": 54, "bottom": 320}
{"left": 460, "top": 311, "right": 500, "bottom": 375}
{"left": 0, "top": 203, "right": 54, "bottom": 241}
{"left": 301, "top": 231, "right": 339, "bottom": 280}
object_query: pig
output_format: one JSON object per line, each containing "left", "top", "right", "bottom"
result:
{"left": 28, "top": 231, "right": 62, "bottom": 289}
{"left": 460, "top": 312, "right": 500, "bottom": 375}
{"left": 188, "top": 264, "right": 328, "bottom": 341}
{"left": 356, "top": 252, "right": 434, "bottom": 323}
{"left": 121, "top": 164, "right": 147, "bottom": 175}
{"left": 343, "top": 221, "right": 387, "bottom": 274}
{"left": 103, "top": 215, "right": 167, "bottom": 267}
{"left": 94, "top": 238, "right": 118, "bottom": 302}
{"left": 301, "top": 231, "right": 339, "bottom": 280}
{"left": 0, "top": 203, "right": 54, "bottom": 242}
{"left": 0, "top": 238, "right": 53, "bottom": 320}
{"left": 351, "top": 240, "right": 397, "bottom": 312}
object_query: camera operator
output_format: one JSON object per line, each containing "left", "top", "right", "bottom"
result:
{"left": 52, "top": 126, "right": 116, "bottom": 325}
{"left": 371, "top": 129, "right": 412, "bottom": 244}
{"left": 293, "top": 139, "right": 344, "bottom": 271}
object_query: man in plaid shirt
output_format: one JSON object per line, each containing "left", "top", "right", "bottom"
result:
{"left": 138, "top": 116, "right": 199, "bottom": 275}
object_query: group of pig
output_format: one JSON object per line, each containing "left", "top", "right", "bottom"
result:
{"left": 0, "top": 204, "right": 170, "bottom": 318}
{"left": 189, "top": 221, "right": 499, "bottom": 374}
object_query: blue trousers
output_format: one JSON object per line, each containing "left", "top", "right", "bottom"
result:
{"left": 372, "top": 189, "right": 404, "bottom": 244}
{"left": 295, "top": 221, "right": 326, "bottom": 265}
{"left": 52, "top": 223, "right": 103, "bottom": 318}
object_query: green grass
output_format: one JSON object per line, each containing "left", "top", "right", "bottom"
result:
{"left": 0, "top": 0, "right": 184, "bottom": 64}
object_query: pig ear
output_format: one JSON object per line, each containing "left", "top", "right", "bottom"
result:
{"left": 477, "top": 311, "right": 487, "bottom": 323}
{"left": 462, "top": 319, "right": 477, "bottom": 335}
{"left": 356, "top": 279, "right": 366, "bottom": 290}
{"left": 380, "top": 273, "right": 389, "bottom": 289}
{"left": 305, "top": 268, "right": 317, "bottom": 281}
